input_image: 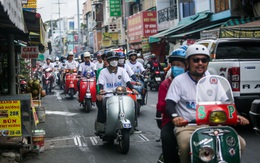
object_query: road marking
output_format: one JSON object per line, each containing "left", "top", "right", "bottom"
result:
{"left": 77, "top": 136, "right": 82, "bottom": 146}
{"left": 139, "top": 134, "right": 150, "bottom": 142}
{"left": 74, "top": 137, "right": 78, "bottom": 146}
{"left": 54, "top": 90, "right": 62, "bottom": 100}
{"left": 46, "top": 110, "right": 78, "bottom": 116}
{"left": 90, "top": 136, "right": 98, "bottom": 146}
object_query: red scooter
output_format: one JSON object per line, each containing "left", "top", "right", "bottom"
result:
{"left": 78, "top": 71, "right": 96, "bottom": 112}
{"left": 64, "top": 69, "right": 78, "bottom": 99}
{"left": 42, "top": 68, "right": 54, "bottom": 94}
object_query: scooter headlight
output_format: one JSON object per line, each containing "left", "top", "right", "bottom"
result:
{"left": 209, "top": 111, "right": 227, "bottom": 124}
{"left": 199, "top": 146, "right": 215, "bottom": 162}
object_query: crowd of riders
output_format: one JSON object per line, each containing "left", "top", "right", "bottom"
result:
{"left": 37, "top": 44, "right": 250, "bottom": 162}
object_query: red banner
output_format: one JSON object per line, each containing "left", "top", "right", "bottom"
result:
{"left": 127, "top": 11, "right": 157, "bottom": 43}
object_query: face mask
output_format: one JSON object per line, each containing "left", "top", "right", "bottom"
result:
{"left": 118, "top": 59, "right": 125, "bottom": 64}
{"left": 171, "top": 66, "right": 185, "bottom": 77}
{"left": 110, "top": 60, "right": 118, "bottom": 67}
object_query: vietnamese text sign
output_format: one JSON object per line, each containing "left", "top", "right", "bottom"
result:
{"left": 20, "top": 46, "right": 39, "bottom": 59}
{"left": 142, "top": 11, "right": 157, "bottom": 37}
{"left": 0, "top": 100, "right": 22, "bottom": 137}
{"left": 220, "top": 28, "right": 260, "bottom": 38}
{"left": 128, "top": 11, "right": 157, "bottom": 43}
{"left": 109, "top": 0, "right": 122, "bottom": 17}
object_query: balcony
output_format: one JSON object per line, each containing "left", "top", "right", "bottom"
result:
{"left": 158, "top": 5, "right": 177, "bottom": 24}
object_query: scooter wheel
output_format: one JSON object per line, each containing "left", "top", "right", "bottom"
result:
{"left": 119, "top": 130, "right": 130, "bottom": 154}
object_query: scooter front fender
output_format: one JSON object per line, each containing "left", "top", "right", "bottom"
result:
{"left": 118, "top": 119, "right": 132, "bottom": 130}
{"left": 190, "top": 126, "right": 240, "bottom": 163}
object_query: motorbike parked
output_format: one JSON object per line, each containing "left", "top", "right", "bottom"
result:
{"left": 157, "top": 75, "right": 243, "bottom": 163}
{"left": 78, "top": 70, "right": 96, "bottom": 112}
{"left": 64, "top": 69, "right": 78, "bottom": 99}
{"left": 42, "top": 67, "right": 54, "bottom": 94}
{"left": 95, "top": 86, "right": 136, "bottom": 154}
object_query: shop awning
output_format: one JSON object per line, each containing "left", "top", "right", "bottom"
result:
{"left": 149, "top": 11, "right": 212, "bottom": 43}
{"left": 23, "top": 11, "right": 47, "bottom": 48}
{"left": 222, "top": 17, "right": 260, "bottom": 27}
{"left": 0, "top": 0, "right": 27, "bottom": 33}
{"left": 169, "top": 22, "right": 224, "bottom": 38}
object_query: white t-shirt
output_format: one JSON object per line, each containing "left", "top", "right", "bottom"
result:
{"left": 98, "top": 67, "right": 131, "bottom": 97}
{"left": 78, "top": 62, "right": 96, "bottom": 74}
{"left": 65, "top": 60, "right": 78, "bottom": 70}
{"left": 42, "top": 63, "right": 54, "bottom": 70}
{"left": 126, "top": 60, "right": 145, "bottom": 75}
{"left": 52, "top": 62, "right": 60, "bottom": 70}
{"left": 124, "top": 63, "right": 134, "bottom": 77}
{"left": 95, "top": 61, "right": 104, "bottom": 70}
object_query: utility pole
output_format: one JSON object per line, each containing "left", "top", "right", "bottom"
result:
{"left": 53, "top": 0, "right": 65, "bottom": 56}
{"left": 77, "top": 0, "right": 81, "bottom": 55}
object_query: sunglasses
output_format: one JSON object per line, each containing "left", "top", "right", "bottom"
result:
{"left": 191, "top": 57, "right": 209, "bottom": 63}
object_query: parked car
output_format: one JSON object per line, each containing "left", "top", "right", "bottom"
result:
{"left": 196, "top": 38, "right": 260, "bottom": 118}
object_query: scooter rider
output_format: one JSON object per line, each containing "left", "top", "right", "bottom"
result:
{"left": 42, "top": 57, "right": 54, "bottom": 92}
{"left": 96, "top": 51, "right": 138, "bottom": 125}
{"left": 165, "top": 44, "right": 249, "bottom": 163}
{"left": 95, "top": 52, "right": 104, "bottom": 70}
{"left": 156, "top": 48, "right": 187, "bottom": 163}
{"left": 78, "top": 52, "right": 96, "bottom": 77}
{"left": 126, "top": 51, "right": 146, "bottom": 105}
{"left": 118, "top": 51, "right": 140, "bottom": 84}
{"left": 64, "top": 51, "right": 79, "bottom": 71}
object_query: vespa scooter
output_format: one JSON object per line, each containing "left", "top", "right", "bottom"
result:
{"left": 78, "top": 70, "right": 96, "bottom": 112}
{"left": 64, "top": 69, "right": 78, "bottom": 99}
{"left": 42, "top": 67, "right": 54, "bottom": 94}
{"left": 95, "top": 86, "right": 136, "bottom": 154}
{"left": 157, "top": 75, "right": 244, "bottom": 163}
{"left": 189, "top": 75, "right": 242, "bottom": 163}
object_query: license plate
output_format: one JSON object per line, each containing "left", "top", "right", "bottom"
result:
{"left": 155, "top": 77, "right": 161, "bottom": 81}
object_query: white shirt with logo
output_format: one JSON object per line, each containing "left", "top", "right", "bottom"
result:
{"left": 165, "top": 72, "right": 205, "bottom": 121}
{"left": 42, "top": 63, "right": 54, "bottom": 70}
{"left": 78, "top": 62, "right": 96, "bottom": 73}
{"left": 126, "top": 60, "right": 145, "bottom": 75}
{"left": 65, "top": 60, "right": 78, "bottom": 70}
{"left": 98, "top": 67, "right": 131, "bottom": 97}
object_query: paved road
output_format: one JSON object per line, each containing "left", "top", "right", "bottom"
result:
{"left": 24, "top": 89, "right": 260, "bottom": 163}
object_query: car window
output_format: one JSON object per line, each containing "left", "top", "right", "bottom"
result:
{"left": 216, "top": 42, "right": 260, "bottom": 59}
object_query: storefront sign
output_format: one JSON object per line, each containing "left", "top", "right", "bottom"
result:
{"left": 101, "top": 32, "right": 119, "bottom": 47}
{"left": 142, "top": 11, "right": 157, "bottom": 37}
{"left": 142, "top": 37, "right": 150, "bottom": 52}
{"left": 109, "top": 0, "right": 122, "bottom": 17}
{"left": 220, "top": 28, "right": 260, "bottom": 38}
{"left": 22, "top": 0, "right": 37, "bottom": 12}
{"left": 20, "top": 46, "right": 39, "bottom": 59}
{"left": 128, "top": 11, "right": 157, "bottom": 43}
{"left": 0, "top": 100, "right": 22, "bottom": 137}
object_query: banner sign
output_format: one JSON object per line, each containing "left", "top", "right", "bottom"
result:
{"left": 0, "top": 100, "right": 22, "bottom": 137}
{"left": 109, "top": 0, "right": 122, "bottom": 17}
{"left": 220, "top": 28, "right": 260, "bottom": 38}
{"left": 20, "top": 46, "right": 39, "bottom": 59}
{"left": 128, "top": 11, "right": 157, "bottom": 43}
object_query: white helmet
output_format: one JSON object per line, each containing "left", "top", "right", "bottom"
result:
{"left": 185, "top": 44, "right": 210, "bottom": 59}
{"left": 55, "top": 57, "right": 59, "bottom": 61}
{"left": 68, "top": 51, "right": 74, "bottom": 56}
{"left": 84, "top": 52, "right": 91, "bottom": 58}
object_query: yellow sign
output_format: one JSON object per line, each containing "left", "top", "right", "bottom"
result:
{"left": 221, "top": 28, "right": 260, "bottom": 38}
{"left": 23, "top": 0, "right": 37, "bottom": 8}
{"left": 0, "top": 100, "right": 22, "bottom": 137}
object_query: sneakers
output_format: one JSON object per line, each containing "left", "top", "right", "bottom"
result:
{"left": 133, "top": 128, "right": 142, "bottom": 134}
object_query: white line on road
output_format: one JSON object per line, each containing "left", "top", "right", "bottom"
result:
{"left": 74, "top": 137, "right": 78, "bottom": 146}
{"left": 90, "top": 136, "right": 98, "bottom": 146}
{"left": 139, "top": 134, "right": 150, "bottom": 142}
{"left": 77, "top": 136, "right": 82, "bottom": 146}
